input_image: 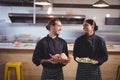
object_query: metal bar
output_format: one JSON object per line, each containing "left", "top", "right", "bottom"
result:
{"left": 33, "top": 0, "right": 36, "bottom": 24}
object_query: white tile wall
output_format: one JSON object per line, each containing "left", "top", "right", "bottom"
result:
{"left": 0, "top": 23, "right": 120, "bottom": 44}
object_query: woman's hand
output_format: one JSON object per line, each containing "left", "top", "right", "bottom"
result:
{"left": 92, "top": 60, "right": 99, "bottom": 64}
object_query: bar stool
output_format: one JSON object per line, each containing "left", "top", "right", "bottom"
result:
{"left": 4, "top": 61, "right": 24, "bottom": 80}
{"left": 116, "top": 65, "right": 120, "bottom": 80}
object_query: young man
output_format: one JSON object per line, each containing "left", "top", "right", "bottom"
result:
{"left": 32, "top": 18, "right": 69, "bottom": 80}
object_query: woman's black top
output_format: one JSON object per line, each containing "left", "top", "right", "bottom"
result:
{"left": 32, "top": 35, "right": 68, "bottom": 68}
{"left": 73, "top": 33, "right": 108, "bottom": 65}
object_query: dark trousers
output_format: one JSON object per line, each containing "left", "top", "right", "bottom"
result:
{"left": 41, "top": 67, "right": 64, "bottom": 80}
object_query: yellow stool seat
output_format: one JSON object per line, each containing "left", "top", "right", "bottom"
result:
{"left": 4, "top": 61, "right": 23, "bottom": 80}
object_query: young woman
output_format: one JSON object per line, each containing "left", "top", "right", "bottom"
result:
{"left": 73, "top": 19, "right": 108, "bottom": 80}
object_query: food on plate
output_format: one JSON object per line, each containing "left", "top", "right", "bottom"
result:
{"left": 50, "top": 54, "right": 60, "bottom": 61}
{"left": 13, "top": 41, "right": 21, "bottom": 47}
{"left": 60, "top": 53, "right": 70, "bottom": 63}
{"left": 60, "top": 53, "right": 68, "bottom": 60}
{"left": 50, "top": 53, "right": 70, "bottom": 63}
{"left": 76, "top": 57, "right": 96, "bottom": 63}
{"left": 106, "top": 44, "right": 114, "bottom": 49}
{"left": 23, "top": 43, "right": 33, "bottom": 46}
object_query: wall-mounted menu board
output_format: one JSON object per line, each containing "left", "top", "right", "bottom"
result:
{"left": 105, "top": 17, "right": 120, "bottom": 25}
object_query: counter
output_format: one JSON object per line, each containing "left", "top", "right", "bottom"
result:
{"left": 0, "top": 43, "right": 120, "bottom": 80}
{"left": 0, "top": 43, "right": 36, "bottom": 50}
{"left": 0, "top": 43, "right": 120, "bottom": 52}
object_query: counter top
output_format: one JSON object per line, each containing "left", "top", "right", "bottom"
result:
{"left": 68, "top": 44, "right": 120, "bottom": 52}
{"left": 0, "top": 43, "right": 36, "bottom": 50}
{"left": 107, "top": 45, "right": 120, "bottom": 52}
{"left": 0, "top": 43, "right": 120, "bottom": 52}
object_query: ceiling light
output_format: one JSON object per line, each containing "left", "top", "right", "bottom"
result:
{"left": 47, "top": 6, "right": 52, "bottom": 14}
{"left": 93, "top": 17, "right": 96, "bottom": 20}
{"left": 106, "top": 14, "right": 110, "bottom": 17}
{"left": 34, "top": 0, "right": 52, "bottom": 5}
{"left": 74, "top": 16, "right": 82, "bottom": 19}
{"left": 93, "top": 0, "right": 109, "bottom": 7}
{"left": 49, "top": 15, "right": 55, "bottom": 18}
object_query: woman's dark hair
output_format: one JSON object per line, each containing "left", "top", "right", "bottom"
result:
{"left": 85, "top": 19, "right": 98, "bottom": 31}
{"left": 46, "top": 18, "right": 61, "bottom": 30}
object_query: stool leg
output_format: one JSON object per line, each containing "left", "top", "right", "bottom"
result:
{"left": 4, "top": 66, "right": 8, "bottom": 80}
{"left": 16, "top": 66, "right": 21, "bottom": 80}
{"left": 8, "top": 69, "right": 11, "bottom": 80}
{"left": 21, "top": 66, "right": 24, "bottom": 80}
{"left": 116, "top": 66, "right": 120, "bottom": 80}
{"left": 118, "top": 67, "right": 120, "bottom": 80}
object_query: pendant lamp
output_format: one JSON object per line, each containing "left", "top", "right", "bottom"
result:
{"left": 34, "top": 0, "right": 52, "bottom": 5}
{"left": 93, "top": 0, "right": 109, "bottom": 7}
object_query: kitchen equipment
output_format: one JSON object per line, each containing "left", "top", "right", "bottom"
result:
{"left": 5, "top": 35, "right": 16, "bottom": 42}
{"left": 0, "top": 35, "right": 5, "bottom": 41}
{"left": 17, "top": 34, "right": 31, "bottom": 41}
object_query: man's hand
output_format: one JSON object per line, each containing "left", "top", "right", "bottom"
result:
{"left": 48, "top": 58, "right": 59, "bottom": 64}
{"left": 40, "top": 58, "right": 58, "bottom": 64}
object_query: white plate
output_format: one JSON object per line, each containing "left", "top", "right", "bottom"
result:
{"left": 75, "top": 57, "right": 95, "bottom": 63}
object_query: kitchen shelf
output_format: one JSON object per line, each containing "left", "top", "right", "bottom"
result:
{"left": 9, "top": 13, "right": 85, "bottom": 24}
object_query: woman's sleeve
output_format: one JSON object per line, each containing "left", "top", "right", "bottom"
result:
{"left": 97, "top": 40, "right": 108, "bottom": 65}
{"left": 73, "top": 39, "right": 79, "bottom": 60}
{"left": 32, "top": 41, "right": 43, "bottom": 66}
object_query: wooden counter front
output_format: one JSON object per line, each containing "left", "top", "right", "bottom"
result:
{"left": 0, "top": 49, "right": 120, "bottom": 80}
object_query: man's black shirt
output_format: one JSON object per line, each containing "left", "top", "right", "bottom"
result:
{"left": 32, "top": 35, "right": 68, "bottom": 68}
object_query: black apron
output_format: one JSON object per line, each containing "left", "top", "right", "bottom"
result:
{"left": 76, "top": 63, "right": 102, "bottom": 80}
{"left": 41, "top": 67, "right": 64, "bottom": 80}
